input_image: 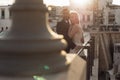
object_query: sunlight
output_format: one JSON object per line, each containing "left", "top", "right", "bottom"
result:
{"left": 71, "top": 0, "right": 91, "bottom": 7}
{"left": 69, "top": 0, "right": 93, "bottom": 9}
{"left": 112, "top": 0, "right": 120, "bottom": 5}
{"left": 0, "top": 0, "right": 70, "bottom": 6}
{"left": 0, "top": 0, "right": 120, "bottom": 6}
{"left": 43, "top": 0, "right": 70, "bottom": 6}
{"left": 72, "top": 0, "right": 88, "bottom": 6}
{"left": 0, "top": 0, "right": 15, "bottom": 5}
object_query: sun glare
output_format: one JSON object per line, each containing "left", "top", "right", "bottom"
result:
{"left": 73, "top": 0, "right": 88, "bottom": 6}
{"left": 112, "top": 0, "right": 120, "bottom": 5}
{"left": 70, "top": 0, "right": 92, "bottom": 8}
{"left": 44, "top": 0, "right": 70, "bottom": 6}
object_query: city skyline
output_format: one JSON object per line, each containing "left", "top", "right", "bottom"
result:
{"left": 0, "top": 0, "right": 120, "bottom": 6}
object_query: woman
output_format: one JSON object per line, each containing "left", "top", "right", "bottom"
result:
{"left": 68, "top": 11, "right": 84, "bottom": 47}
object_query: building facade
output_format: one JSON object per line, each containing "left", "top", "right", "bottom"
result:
{"left": 0, "top": 5, "right": 11, "bottom": 31}
{"left": 0, "top": 0, "right": 120, "bottom": 31}
{"left": 69, "top": 0, "right": 120, "bottom": 30}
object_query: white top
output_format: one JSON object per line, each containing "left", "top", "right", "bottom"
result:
{"left": 68, "top": 24, "right": 84, "bottom": 46}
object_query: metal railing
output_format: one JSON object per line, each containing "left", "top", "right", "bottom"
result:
{"left": 70, "top": 37, "right": 95, "bottom": 80}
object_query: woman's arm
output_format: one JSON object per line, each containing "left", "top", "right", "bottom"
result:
{"left": 78, "top": 26, "right": 84, "bottom": 43}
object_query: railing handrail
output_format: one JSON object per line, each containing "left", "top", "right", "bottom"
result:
{"left": 90, "top": 31, "right": 120, "bottom": 34}
{"left": 76, "top": 38, "right": 91, "bottom": 56}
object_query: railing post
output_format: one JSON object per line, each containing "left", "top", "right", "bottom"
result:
{"left": 0, "top": 0, "right": 68, "bottom": 79}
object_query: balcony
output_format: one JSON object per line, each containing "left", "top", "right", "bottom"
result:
{"left": 0, "top": 0, "right": 120, "bottom": 80}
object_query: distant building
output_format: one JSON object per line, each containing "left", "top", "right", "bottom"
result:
{"left": 98, "top": 0, "right": 120, "bottom": 30}
{"left": 0, "top": 5, "right": 11, "bottom": 31}
{"left": 0, "top": 0, "right": 120, "bottom": 31}
{"left": 93, "top": 0, "right": 120, "bottom": 27}
{"left": 0, "top": 5, "right": 64, "bottom": 31}
{"left": 69, "top": 0, "right": 120, "bottom": 30}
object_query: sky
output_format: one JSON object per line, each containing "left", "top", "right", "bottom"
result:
{"left": 0, "top": 0, "right": 15, "bottom": 5}
{"left": 112, "top": 0, "right": 120, "bottom": 5}
{"left": 0, "top": 0, "right": 120, "bottom": 6}
{"left": 44, "top": 0, "right": 70, "bottom": 6}
{"left": 0, "top": 0, "right": 70, "bottom": 6}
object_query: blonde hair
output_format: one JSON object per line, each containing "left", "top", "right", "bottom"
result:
{"left": 70, "top": 10, "right": 80, "bottom": 24}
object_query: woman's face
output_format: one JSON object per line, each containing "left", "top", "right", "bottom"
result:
{"left": 70, "top": 13, "right": 79, "bottom": 25}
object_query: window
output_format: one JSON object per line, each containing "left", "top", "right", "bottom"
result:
{"left": 9, "top": 10, "right": 12, "bottom": 19}
{"left": 108, "top": 13, "right": 115, "bottom": 24}
{"left": 87, "top": 15, "right": 90, "bottom": 22}
{"left": 82, "top": 15, "right": 85, "bottom": 22}
{"left": 1, "top": 9, "right": 5, "bottom": 19}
